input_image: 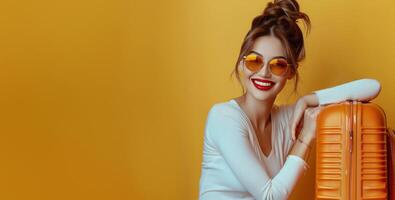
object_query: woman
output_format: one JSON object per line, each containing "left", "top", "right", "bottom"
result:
{"left": 198, "top": 0, "right": 381, "bottom": 200}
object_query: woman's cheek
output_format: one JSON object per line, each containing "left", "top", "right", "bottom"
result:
{"left": 240, "top": 70, "right": 245, "bottom": 79}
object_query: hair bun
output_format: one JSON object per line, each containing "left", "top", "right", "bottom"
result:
{"left": 263, "top": 0, "right": 300, "bottom": 22}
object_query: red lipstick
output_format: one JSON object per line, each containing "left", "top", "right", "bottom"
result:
{"left": 251, "top": 78, "right": 275, "bottom": 91}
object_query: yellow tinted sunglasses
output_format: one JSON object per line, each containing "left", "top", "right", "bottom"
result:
{"left": 242, "top": 53, "right": 291, "bottom": 76}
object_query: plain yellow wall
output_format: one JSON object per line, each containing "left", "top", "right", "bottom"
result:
{"left": 0, "top": 0, "right": 394, "bottom": 199}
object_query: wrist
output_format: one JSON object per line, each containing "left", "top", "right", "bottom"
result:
{"left": 290, "top": 136, "right": 313, "bottom": 162}
{"left": 297, "top": 136, "right": 313, "bottom": 148}
{"left": 298, "top": 130, "right": 315, "bottom": 145}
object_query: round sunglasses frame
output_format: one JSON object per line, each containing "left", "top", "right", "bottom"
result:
{"left": 242, "top": 53, "right": 291, "bottom": 76}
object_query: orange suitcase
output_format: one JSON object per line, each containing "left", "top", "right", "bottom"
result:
{"left": 315, "top": 100, "right": 388, "bottom": 200}
{"left": 387, "top": 128, "right": 395, "bottom": 200}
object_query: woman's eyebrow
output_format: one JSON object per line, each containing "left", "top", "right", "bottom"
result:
{"left": 248, "top": 50, "right": 263, "bottom": 56}
{"left": 248, "top": 50, "right": 287, "bottom": 60}
{"left": 271, "top": 56, "right": 287, "bottom": 60}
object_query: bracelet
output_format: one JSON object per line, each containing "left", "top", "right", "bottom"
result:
{"left": 297, "top": 137, "right": 311, "bottom": 150}
{"left": 297, "top": 137, "right": 312, "bottom": 162}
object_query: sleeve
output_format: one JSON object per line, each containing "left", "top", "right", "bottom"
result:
{"left": 206, "top": 105, "right": 308, "bottom": 200}
{"left": 313, "top": 78, "right": 381, "bottom": 105}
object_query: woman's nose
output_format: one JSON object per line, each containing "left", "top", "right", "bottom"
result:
{"left": 256, "top": 63, "right": 271, "bottom": 77}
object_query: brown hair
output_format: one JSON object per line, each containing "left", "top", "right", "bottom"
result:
{"left": 230, "top": 0, "right": 311, "bottom": 94}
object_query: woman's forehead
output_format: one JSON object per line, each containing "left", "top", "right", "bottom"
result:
{"left": 251, "top": 36, "right": 286, "bottom": 58}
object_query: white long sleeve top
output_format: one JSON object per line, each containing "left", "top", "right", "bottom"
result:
{"left": 198, "top": 79, "right": 381, "bottom": 200}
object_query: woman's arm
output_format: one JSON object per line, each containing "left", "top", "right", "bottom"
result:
{"left": 206, "top": 105, "right": 307, "bottom": 200}
{"left": 290, "top": 78, "right": 381, "bottom": 140}
{"left": 313, "top": 78, "right": 381, "bottom": 105}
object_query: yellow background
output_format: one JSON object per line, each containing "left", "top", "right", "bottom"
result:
{"left": 0, "top": 0, "right": 394, "bottom": 199}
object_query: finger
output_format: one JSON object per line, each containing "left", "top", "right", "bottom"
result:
{"left": 306, "top": 107, "right": 315, "bottom": 115}
{"left": 290, "top": 115, "right": 296, "bottom": 140}
{"left": 291, "top": 108, "right": 304, "bottom": 140}
{"left": 290, "top": 123, "right": 295, "bottom": 141}
{"left": 290, "top": 112, "right": 297, "bottom": 140}
{"left": 314, "top": 106, "right": 323, "bottom": 113}
{"left": 296, "top": 108, "right": 310, "bottom": 138}
{"left": 311, "top": 107, "right": 322, "bottom": 118}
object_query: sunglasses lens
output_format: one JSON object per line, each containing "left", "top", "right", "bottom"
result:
{"left": 244, "top": 54, "right": 263, "bottom": 72}
{"left": 269, "top": 58, "right": 289, "bottom": 76}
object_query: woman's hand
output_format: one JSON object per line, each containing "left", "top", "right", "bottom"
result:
{"left": 297, "top": 106, "right": 322, "bottom": 143}
{"left": 290, "top": 94, "right": 320, "bottom": 140}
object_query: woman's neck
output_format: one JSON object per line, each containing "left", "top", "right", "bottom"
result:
{"left": 236, "top": 93, "right": 275, "bottom": 131}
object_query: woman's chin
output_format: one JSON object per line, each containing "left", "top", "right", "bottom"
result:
{"left": 250, "top": 90, "right": 276, "bottom": 102}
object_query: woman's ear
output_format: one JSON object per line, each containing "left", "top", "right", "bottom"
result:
{"left": 286, "top": 70, "right": 295, "bottom": 80}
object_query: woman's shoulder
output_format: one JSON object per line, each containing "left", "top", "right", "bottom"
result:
{"left": 205, "top": 99, "right": 248, "bottom": 127}
{"left": 208, "top": 99, "right": 244, "bottom": 118}
{"left": 205, "top": 99, "right": 249, "bottom": 140}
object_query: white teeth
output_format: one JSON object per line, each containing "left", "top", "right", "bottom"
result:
{"left": 253, "top": 80, "right": 273, "bottom": 86}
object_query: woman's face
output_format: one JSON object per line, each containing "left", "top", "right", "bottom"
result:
{"left": 238, "top": 35, "right": 293, "bottom": 102}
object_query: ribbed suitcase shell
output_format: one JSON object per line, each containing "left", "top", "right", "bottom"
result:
{"left": 387, "top": 129, "right": 395, "bottom": 200}
{"left": 315, "top": 101, "right": 388, "bottom": 200}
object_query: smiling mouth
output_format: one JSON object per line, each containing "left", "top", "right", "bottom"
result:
{"left": 251, "top": 78, "right": 275, "bottom": 91}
